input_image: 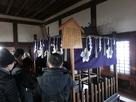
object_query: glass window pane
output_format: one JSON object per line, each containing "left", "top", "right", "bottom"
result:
{"left": 110, "top": 41, "right": 130, "bottom": 74}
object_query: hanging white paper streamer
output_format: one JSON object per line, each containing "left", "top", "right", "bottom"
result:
{"left": 95, "top": 37, "right": 98, "bottom": 58}
{"left": 60, "top": 38, "right": 63, "bottom": 54}
{"left": 52, "top": 37, "right": 56, "bottom": 53}
{"left": 37, "top": 40, "right": 44, "bottom": 58}
{"left": 80, "top": 36, "right": 92, "bottom": 62}
{"left": 47, "top": 39, "right": 51, "bottom": 60}
{"left": 34, "top": 41, "right": 38, "bottom": 58}
{"left": 56, "top": 37, "right": 63, "bottom": 54}
{"left": 110, "top": 39, "right": 113, "bottom": 57}
{"left": 113, "top": 38, "right": 116, "bottom": 51}
{"left": 106, "top": 38, "right": 109, "bottom": 58}
{"left": 103, "top": 38, "right": 106, "bottom": 56}
{"left": 86, "top": 37, "right": 89, "bottom": 60}
{"left": 56, "top": 37, "right": 59, "bottom": 53}
{"left": 41, "top": 40, "right": 44, "bottom": 58}
{"left": 64, "top": 49, "right": 67, "bottom": 61}
{"left": 106, "top": 38, "right": 111, "bottom": 58}
{"left": 99, "top": 38, "right": 102, "bottom": 52}
{"left": 88, "top": 35, "right": 92, "bottom": 55}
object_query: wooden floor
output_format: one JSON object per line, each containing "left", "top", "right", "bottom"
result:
{"left": 118, "top": 88, "right": 136, "bottom": 102}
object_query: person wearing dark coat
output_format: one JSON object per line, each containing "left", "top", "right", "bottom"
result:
{"left": 34, "top": 53, "right": 76, "bottom": 102}
{"left": 11, "top": 48, "right": 24, "bottom": 75}
{"left": 13, "top": 57, "right": 34, "bottom": 102}
{"left": 0, "top": 48, "right": 20, "bottom": 102}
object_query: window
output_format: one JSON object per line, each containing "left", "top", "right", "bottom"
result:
{"left": 110, "top": 41, "right": 130, "bottom": 74}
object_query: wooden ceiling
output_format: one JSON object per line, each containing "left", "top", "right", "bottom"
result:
{"left": 0, "top": 0, "right": 82, "bottom": 20}
{"left": 0, "top": 0, "right": 107, "bottom": 23}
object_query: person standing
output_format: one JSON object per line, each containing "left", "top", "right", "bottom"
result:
{"left": 34, "top": 53, "right": 76, "bottom": 102}
{"left": 22, "top": 52, "right": 31, "bottom": 59}
{"left": 22, "top": 52, "right": 35, "bottom": 75}
{"left": 0, "top": 48, "right": 20, "bottom": 102}
{"left": 11, "top": 48, "right": 24, "bottom": 75}
{"left": 13, "top": 57, "right": 34, "bottom": 102}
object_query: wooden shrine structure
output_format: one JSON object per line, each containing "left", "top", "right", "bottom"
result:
{"left": 33, "top": 18, "right": 120, "bottom": 102}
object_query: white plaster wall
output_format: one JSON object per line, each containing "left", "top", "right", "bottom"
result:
{"left": 62, "top": 8, "right": 91, "bottom": 27}
{"left": 1, "top": 0, "right": 136, "bottom": 42}
{"left": 46, "top": 8, "right": 91, "bottom": 36}
{"left": 0, "top": 22, "right": 13, "bottom": 42}
{"left": 46, "top": 21, "right": 59, "bottom": 37}
{"left": 97, "top": 0, "right": 136, "bottom": 35}
{"left": 18, "top": 24, "right": 42, "bottom": 42}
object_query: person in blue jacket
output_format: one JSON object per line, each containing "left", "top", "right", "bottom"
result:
{"left": 34, "top": 53, "right": 76, "bottom": 102}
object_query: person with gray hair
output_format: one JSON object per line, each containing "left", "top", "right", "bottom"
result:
{"left": 23, "top": 52, "right": 31, "bottom": 59}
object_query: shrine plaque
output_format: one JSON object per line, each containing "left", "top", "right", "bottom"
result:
{"left": 62, "top": 22, "right": 82, "bottom": 49}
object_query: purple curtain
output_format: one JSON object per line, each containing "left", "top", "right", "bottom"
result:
{"left": 33, "top": 36, "right": 117, "bottom": 70}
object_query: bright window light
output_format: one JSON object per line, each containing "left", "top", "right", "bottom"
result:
{"left": 110, "top": 41, "right": 130, "bottom": 74}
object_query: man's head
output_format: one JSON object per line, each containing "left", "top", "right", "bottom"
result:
{"left": 14, "top": 48, "right": 24, "bottom": 57}
{"left": 0, "top": 48, "right": 15, "bottom": 70}
{"left": 48, "top": 53, "right": 63, "bottom": 68}
{"left": 14, "top": 48, "right": 24, "bottom": 61}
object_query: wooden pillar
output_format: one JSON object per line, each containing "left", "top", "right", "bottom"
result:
{"left": 91, "top": 0, "right": 96, "bottom": 27}
{"left": 91, "top": 0, "right": 99, "bottom": 84}
{"left": 59, "top": 19, "right": 62, "bottom": 35}
{"left": 114, "top": 65, "right": 118, "bottom": 93}
{"left": 91, "top": 0, "right": 98, "bottom": 35}
{"left": 70, "top": 48, "right": 75, "bottom": 102}
{"left": 13, "top": 21, "right": 18, "bottom": 47}
{"left": 112, "top": 31, "right": 118, "bottom": 93}
{"left": 92, "top": 68, "right": 99, "bottom": 84}
{"left": 88, "top": 69, "right": 91, "bottom": 84}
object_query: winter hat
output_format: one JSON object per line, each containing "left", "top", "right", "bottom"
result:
{"left": 0, "top": 48, "right": 15, "bottom": 67}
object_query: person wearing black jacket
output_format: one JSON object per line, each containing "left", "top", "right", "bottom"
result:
{"left": 0, "top": 48, "right": 20, "bottom": 102}
{"left": 11, "top": 48, "right": 24, "bottom": 75}
{"left": 34, "top": 53, "right": 76, "bottom": 102}
{"left": 13, "top": 57, "right": 34, "bottom": 102}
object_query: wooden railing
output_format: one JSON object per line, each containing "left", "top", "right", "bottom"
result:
{"left": 74, "top": 77, "right": 120, "bottom": 102}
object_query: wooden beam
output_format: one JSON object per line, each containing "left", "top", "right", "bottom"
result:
{"left": 31, "top": 0, "right": 56, "bottom": 18}
{"left": 44, "top": 1, "right": 92, "bottom": 25}
{"left": 5, "top": 0, "right": 14, "bottom": 15}
{"left": 15, "top": 0, "right": 29, "bottom": 16}
{"left": 44, "top": 0, "right": 109, "bottom": 25}
{"left": 38, "top": 0, "right": 70, "bottom": 19}
{"left": 101, "top": 70, "right": 136, "bottom": 81}
{"left": 0, "top": 42, "right": 33, "bottom": 47}
{"left": 23, "top": 0, "right": 43, "bottom": 17}
{"left": 95, "top": 0, "right": 108, "bottom": 5}
{"left": 0, "top": 18, "right": 42, "bottom": 25}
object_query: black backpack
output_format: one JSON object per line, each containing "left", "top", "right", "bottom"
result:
{"left": 42, "top": 91, "right": 66, "bottom": 102}
{"left": 40, "top": 75, "right": 69, "bottom": 102}
{"left": 40, "top": 69, "right": 70, "bottom": 102}
{"left": 13, "top": 70, "right": 34, "bottom": 102}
